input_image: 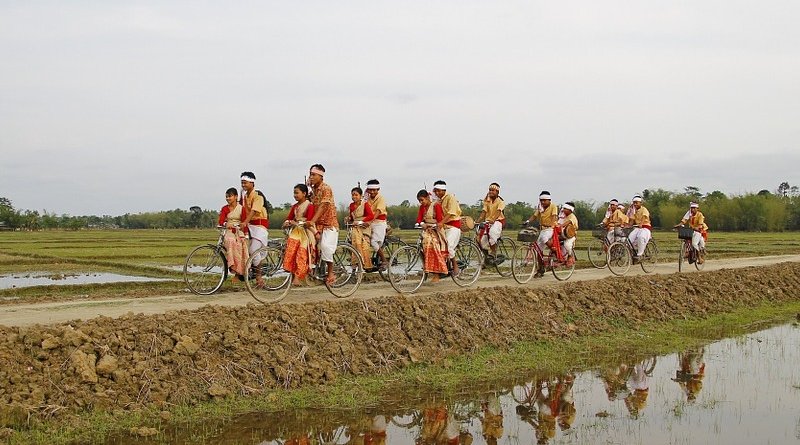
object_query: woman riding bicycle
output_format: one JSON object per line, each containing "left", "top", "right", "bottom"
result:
{"left": 347, "top": 186, "right": 376, "bottom": 271}
{"left": 674, "top": 202, "right": 708, "bottom": 264}
{"left": 416, "top": 189, "right": 449, "bottom": 282}
{"left": 218, "top": 187, "right": 248, "bottom": 278}
{"left": 282, "top": 184, "right": 316, "bottom": 286}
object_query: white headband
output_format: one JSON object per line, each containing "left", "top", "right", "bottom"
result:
{"left": 609, "top": 199, "right": 619, "bottom": 205}
{"left": 618, "top": 205, "right": 626, "bottom": 210}
{"left": 539, "top": 194, "right": 551, "bottom": 200}
{"left": 240, "top": 175, "right": 255, "bottom": 182}
{"left": 632, "top": 196, "right": 643, "bottom": 202}
{"left": 310, "top": 167, "right": 325, "bottom": 176}
{"left": 562, "top": 204, "right": 575, "bottom": 212}
{"left": 366, "top": 184, "right": 380, "bottom": 190}
{"left": 433, "top": 184, "right": 447, "bottom": 191}
{"left": 690, "top": 202, "right": 699, "bottom": 208}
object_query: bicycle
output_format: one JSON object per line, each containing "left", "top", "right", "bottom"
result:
{"left": 342, "top": 221, "right": 409, "bottom": 281}
{"left": 587, "top": 224, "right": 624, "bottom": 269}
{"left": 387, "top": 223, "right": 483, "bottom": 294}
{"left": 510, "top": 224, "right": 576, "bottom": 283}
{"left": 473, "top": 221, "right": 515, "bottom": 277}
{"left": 606, "top": 225, "right": 659, "bottom": 276}
{"left": 676, "top": 224, "right": 706, "bottom": 272}
{"left": 183, "top": 225, "right": 236, "bottom": 295}
{"left": 244, "top": 222, "right": 365, "bottom": 304}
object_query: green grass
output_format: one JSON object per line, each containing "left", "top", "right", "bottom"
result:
{"left": 7, "top": 299, "right": 800, "bottom": 445}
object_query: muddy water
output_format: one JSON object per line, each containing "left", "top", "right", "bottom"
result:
{"left": 0, "top": 272, "right": 175, "bottom": 289}
{"left": 109, "top": 323, "right": 800, "bottom": 445}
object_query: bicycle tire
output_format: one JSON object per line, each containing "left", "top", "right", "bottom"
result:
{"left": 387, "top": 245, "right": 426, "bottom": 294}
{"left": 378, "top": 238, "right": 408, "bottom": 282}
{"left": 493, "top": 236, "right": 515, "bottom": 278}
{"left": 452, "top": 238, "right": 482, "bottom": 287}
{"left": 183, "top": 244, "right": 227, "bottom": 295}
{"left": 640, "top": 239, "right": 658, "bottom": 273}
{"left": 244, "top": 245, "right": 291, "bottom": 304}
{"left": 324, "top": 243, "right": 364, "bottom": 298}
{"left": 587, "top": 237, "right": 608, "bottom": 269}
{"left": 552, "top": 249, "right": 576, "bottom": 281}
{"left": 511, "top": 243, "right": 538, "bottom": 284}
{"left": 695, "top": 246, "right": 706, "bottom": 271}
{"left": 607, "top": 242, "right": 632, "bottom": 276}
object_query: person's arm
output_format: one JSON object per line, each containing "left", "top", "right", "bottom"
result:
{"left": 434, "top": 203, "right": 445, "bottom": 228}
{"left": 283, "top": 205, "right": 297, "bottom": 228}
{"left": 218, "top": 206, "right": 229, "bottom": 226}
{"left": 416, "top": 206, "right": 425, "bottom": 224}
{"left": 477, "top": 210, "right": 487, "bottom": 223}
{"left": 362, "top": 202, "right": 375, "bottom": 223}
{"left": 526, "top": 209, "right": 540, "bottom": 225}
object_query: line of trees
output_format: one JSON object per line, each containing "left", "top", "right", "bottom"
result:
{"left": 1, "top": 182, "right": 799, "bottom": 232}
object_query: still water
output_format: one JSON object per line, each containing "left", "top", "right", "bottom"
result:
{"left": 0, "top": 272, "right": 174, "bottom": 289}
{"left": 115, "top": 323, "right": 800, "bottom": 445}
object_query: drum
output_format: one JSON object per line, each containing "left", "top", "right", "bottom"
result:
{"left": 460, "top": 216, "right": 475, "bottom": 232}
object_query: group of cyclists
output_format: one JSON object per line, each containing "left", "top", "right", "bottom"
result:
{"left": 215, "top": 164, "right": 709, "bottom": 291}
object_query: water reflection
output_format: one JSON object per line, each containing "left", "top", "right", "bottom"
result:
{"left": 0, "top": 272, "right": 174, "bottom": 289}
{"left": 109, "top": 324, "right": 800, "bottom": 445}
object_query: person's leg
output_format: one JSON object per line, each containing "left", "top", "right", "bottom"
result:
{"left": 488, "top": 221, "right": 503, "bottom": 256}
{"left": 628, "top": 228, "right": 640, "bottom": 258}
{"left": 370, "top": 221, "right": 388, "bottom": 267}
{"left": 563, "top": 237, "right": 576, "bottom": 259}
{"left": 445, "top": 227, "right": 461, "bottom": 275}
{"left": 536, "top": 228, "right": 553, "bottom": 275}
{"left": 637, "top": 229, "right": 651, "bottom": 256}
{"left": 319, "top": 228, "right": 338, "bottom": 283}
{"left": 691, "top": 231, "right": 701, "bottom": 251}
{"left": 606, "top": 230, "right": 615, "bottom": 245}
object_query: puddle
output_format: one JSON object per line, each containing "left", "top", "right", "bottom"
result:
{"left": 0, "top": 272, "right": 175, "bottom": 289}
{"left": 106, "top": 323, "right": 800, "bottom": 444}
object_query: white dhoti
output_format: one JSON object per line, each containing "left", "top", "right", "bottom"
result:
{"left": 537, "top": 227, "right": 554, "bottom": 254}
{"left": 444, "top": 226, "right": 461, "bottom": 259}
{"left": 370, "top": 220, "right": 387, "bottom": 251}
{"left": 692, "top": 231, "right": 705, "bottom": 251}
{"left": 628, "top": 227, "right": 652, "bottom": 256}
{"left": 319, "top": 228, "right": 338, "bottom": 263}
{"left": 480, "top": 221, "right": 503, "bottom": 250}
{"left": 562, "top": 236, "right": 576, "bottom": 258}
{"left": 248, "top": 225, "right": 268, "bottom": 265}
{"left": 607, "top": 227, "right": 625, "bottom": 244}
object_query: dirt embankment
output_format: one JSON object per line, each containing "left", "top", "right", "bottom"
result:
{"left": 1, "top": 262, "right": 799, "bottom": 428}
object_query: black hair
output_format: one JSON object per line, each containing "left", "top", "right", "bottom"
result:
{"left": 240, "top": 171, "right": 256, "bottom": 180}
{"left": 433, "top": 180, "right": 446, "bottom": 186}
{"left": 225, "top": 187, "right": 238, "bottom": 196}
{"left": 540, "top": 190, "right": 551, "bottom": 196}
{"left": 417, "top": 189, "right": 430, "bottom": 199}
{"left": 294, "top": 184, "right": 309, "bottom": 195}
{"left": 351, "top": 187, "right": 363, "bottom": 195}
{"left": 366, "top": 179, "right": 380, "bottom": 186}
{"left": 490, "top": 182, "right": 500, "bottom": 188}
{"left": 256, "top": 190, "right": 270, "bottom": 215}
{"left": 310, "top": 164, "right": 326, "bottom": 173}
{"left": 565, "top": 201, "right": 575, "bottom": 208}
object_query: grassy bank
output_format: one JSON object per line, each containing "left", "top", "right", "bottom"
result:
{"left": 6, "top": 298, "right": 800, "bottom": 445}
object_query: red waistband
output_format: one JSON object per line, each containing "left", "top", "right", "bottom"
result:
{"left": 446, "top": 220, "right": 461, "bottom": 228}
{"left": 251, "top": 219, "right": 269, "bottom": 227}
{"left": 376, "top": 215, "right": 387, "bottom": 221}
{"left": 640, "top": 225, "right": 652, "bottom": 230}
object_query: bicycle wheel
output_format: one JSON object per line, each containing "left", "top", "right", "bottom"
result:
{"left": 387, "top": 245, "right": 426, "bottom": 294}
{"left": 324, "top": 243, "right": 364, "bottom": 298}
{"left": 511, "top": 243, "right": 538, "bottom": 284}
{"left": 183, "top": 244, "right": 227, "bottom": 295}
{"left": 452, "top": 239, "right": 482, "bottom": 287}
{"left": 678, "top": 241, "right": 687, "bottom": 272}
{"left": 695, "top": 248, "right": 706, "bottom": 271}
{"left": 587, "top": 238, "right": 608, "bottom": 269}
{"left": 245, "top": 245, "right": 291, "bottom": 304}
{"left": 378, "top": 237, "right": 408, "bottom": 282}
{"left": 640, "top": 239, "right": 658, "bottom": 273}
{"left": 607, "top": 242, "right": 631, "bottom": 276}
{"left": 552, "top": 250, "right": 576, "bottom": 281}
{"left": 492, "top": 236, "right": 516, "bottom": 278}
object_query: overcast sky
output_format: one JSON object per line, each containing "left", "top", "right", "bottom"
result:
{"left": 1, "top": 1, "right": 798, "bottom": 215}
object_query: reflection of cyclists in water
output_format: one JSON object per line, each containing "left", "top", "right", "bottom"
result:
{"left": 348, "top": 415, "right": 387, "bottom": 445}
{"left": 418, "top": 404, "right": 463, "bottom": 445}
{"left": 600, "top": 363, "right": 631, "bottom": 402}
{"left": 673, "top": 347, "right": 706, "bottom": 402}
{"left": 481, "top": 396, "right": 504, "bottom": 445}
{"left": 624, "top": 361, "right": 650, "bottom": 418}
{"left": 533, "top": 374, "right": 576, "bottom": 444}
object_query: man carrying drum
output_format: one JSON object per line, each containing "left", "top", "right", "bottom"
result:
{"left": 476, "top": 182, "right": 506, "bottom": 264}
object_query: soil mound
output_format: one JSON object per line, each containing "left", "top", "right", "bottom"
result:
{"left": 1, "top": 262, "right": 798, "bottom": 427}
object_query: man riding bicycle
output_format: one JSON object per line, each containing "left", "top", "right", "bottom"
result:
{"left": 365, "top": 179, "right": 389, "bottom": 271}
{"left": 432, "top": 180, "right": 462, "bottom": 277}
{"left": 674, "top": 202, "right": 708, "bottom": 264}
{"left": 601, "top": 199, "right": 629, "bottom": 244}
{"left": 525, "top": 191, "right": 559, "bottom": 278}
{"left": 626, "top": 195, "right": 652, "bottom": 263}
{"left": 476, "top": 182, "right": 506, "bottom": 264}
{"left": 240, "top": 172, "right": 269, "bottom": 286}
{"left": 558, "top": 202, "right": 578, "bottom": 266}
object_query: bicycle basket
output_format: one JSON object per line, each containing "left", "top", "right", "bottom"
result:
{"left": 517, "top": 228, "right": 538, "bottom": 243}
{"left": 591, "top": 227, "right": 606, "bottom": 239}
{"left": 678, "top": 226, "right": 694, "bottom": 240}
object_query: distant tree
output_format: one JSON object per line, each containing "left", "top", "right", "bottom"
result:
{"left": 684, "top": 186, "right": 702, "bottom": 199}
{"left": 757, "top": 189, "right": 771, "bottom": 196}
{"left": 776, "top": 181, "right": 791, "bottom": 197}
{"left": 281, "top": 202, "right": 293, "bottom": 210}
{"left": 400, "top": 200, "right": 410, "bottom": 207}
{"left": 705, "top": 190, "right": 727, "bottom": 201}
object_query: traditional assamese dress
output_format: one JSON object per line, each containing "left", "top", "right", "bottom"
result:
{"left": 416, "top": 202, "right": 449, "bottom": 274}
{"left": 283, "top": 200, "right": 316, "bottom": 280}
{"left": 218, "top": 204, "right": 248, "bottom": 276}
{"left": 349, "top": 200, "right": 375, "bottom": 269}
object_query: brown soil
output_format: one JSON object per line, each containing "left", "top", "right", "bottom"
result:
{"left": 1, "top": 259, "right": 799, "bottom": 429}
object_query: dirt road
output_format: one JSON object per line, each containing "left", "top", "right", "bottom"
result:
{"left": 2, "top": 254, "right": 798, "bottom": 327}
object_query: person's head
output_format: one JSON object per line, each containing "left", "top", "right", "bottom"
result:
{"left": 433, "top": 180, "right": 447, "bottom": 199}
{"left": 618, "top": 204, "right": 626, "bottom": 213}
{"left": 562, "top": 201, "right": 575, "bottom": 215}
{"left": 351, "top": 187, "right": 363, "bottom": 202}
{"left": 293, "top": 183, "right": 309, "bottom": 202}
{"left": 225, "top": 187, "right": 238, "bottom": 206}
{"left": 366, "top": 179, "right": 380, "bottom": 199}
{"left": 690, "top": 202, "right": 699, "bottom": 215}
{"left": 240, "top": 171, "right": 256, "bottom": 192}
{"left": 609, "top": 199, "right": 619, "bottom": 212}
{"left": 417, "top": 189, "right": 432, "bottom": 206}
{"left": 308, "top": 164, "right": 326, "bottom": 186}
{"left": 539, "top": 191, "right": 552, "bottom": 208}
{"left": 632, "top": 195, "right": 643, "bottom": 209}
{"left": 487, "top": 182, "right": 500, "bottom": 199}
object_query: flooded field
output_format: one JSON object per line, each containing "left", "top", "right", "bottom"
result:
{"left": 0, "top": 272, "right": 175, "bottom": 290}
{"left": 111, "top": 323, "right": 800, "bottom": 445}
